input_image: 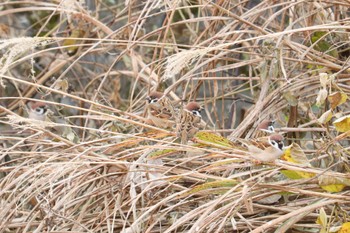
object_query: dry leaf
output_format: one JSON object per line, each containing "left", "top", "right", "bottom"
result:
{"left": 333, "top": 115, "right": 350, "bottom": 132}
{"left": 316, "top": 207, "right": 328, "bottom": 233}
{"left": 328, "top": 92, "right": 347, "bottom": 109}
{"left": 195, "top": 131, "right": 234, "bottom": 149}
{"left": 63, "top": 29, "right": 85, "bottom": 56}
{"left": 316, "top": 89, "right": 328, "bottom": 106}
{"left": 179, "top": 179, "right": 238, "bottom": 198}
{"left": 280, "top": 170, "right": 303, "bottom": 179}
{"left": 148, "top": 149, "right": 178, "bottom": 159}
{"left": 319, "top": 73, "right": 329, "bottom": 89}
{"left": 256, "top": 194, "right": 281, "bottom": 204}
{"left": 53, "top": 79, "right": 69, "bottom": 93}
{"left": 318, "top": 175, "right": 347, "bottom": 193}
{"left": 283, "top": 143, "right": 311, "bottom": 166}
{"left": 281, "top": 143, "right": 315, "bottom": 179}
{"left": 318, "top": 109, "right": 333, "bottom": 124}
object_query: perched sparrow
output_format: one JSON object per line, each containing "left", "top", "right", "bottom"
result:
{"left": 253, "top": 119, "right": 275, "bottom": 138}
{"left": 145, "top": 91, "right": 175, "bottom": 128}
{"left": 247, "top": 133, "right": 285, "bottom": 162}
{"left": 176, "top": 102, "right": 202, "bottom": 144}
{"left": 26, "top": 101, "right": 49, "bottom": 121}
{"left": 26, "top": 101, "right": 79, "bottom": 142}
{"left": 257, "top": 119, "right": 275, "bottom": 133}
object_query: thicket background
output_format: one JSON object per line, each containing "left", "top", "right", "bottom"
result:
{"left": 1, "top": 1, "right": 350, "bottom": 232}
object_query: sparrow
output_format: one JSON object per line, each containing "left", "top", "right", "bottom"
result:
{"left": 26, "top": 101, "right": 49, "bottom": 121}
{"left": 247, "top": 133, "right": 286, "bottom": 162}
{"left": 257, "top": 119, "right": 275, "bottom": 133}
{"left": 176, "top": 102, "right": 202, "bottom": 144}
{"left": 145, "top": 91, "right": 176, "bottom": 128}
{"left": 253, "top": 119, "right": 275, "bottom": 138}
{"left": 26, "top": 101, "right": 79, "bottom": 142}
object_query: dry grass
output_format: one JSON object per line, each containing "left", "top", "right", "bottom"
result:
{"left": 1, "top": 0, "right": 350, "bottom": 232}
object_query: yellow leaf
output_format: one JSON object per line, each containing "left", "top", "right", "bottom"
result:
{"left": 321, "top": 184, "right": 346, "bottom": 193}
{"left": 318, "top": 110, "right": 333, "bottom": 124}
{"left": 339, "top": 222, "right": 350, "bottom": 233}
{"left": 316, "top": 207, "right": 327, "bottom": 227}
{"left": 149, "top": 149, "right": 178, "bottom": 159}
{"left": 195, "top": 131, "right": 234, "bottom": 149}
{"left": 328, "top": 92, "right": 348, "bottom": 109}
{"left": 63, "top": 29, "right": 85, "bottom": 56}
{"left": 282, "top": 143, "right": 311, "bottom": 166}
{"left": 333, "top": 115, "right": 350, "bottom": 133}
{"left": 281, "top": 144, "right": 315, "bottom": 179}
{"left": 319, "top": 175, "right": 347, "bottom": 193}
{"left": 280, "top": 170, "right": 303, "bottom": 179}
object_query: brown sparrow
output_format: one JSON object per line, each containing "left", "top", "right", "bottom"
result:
{"left": 26, "top": 101, "right": 79, "bottom": 142}
{"left": 247, "top": 134, "right": 285, "bottom": 162}
{"left": 145, "top": 91, "right": 175, "bottom": 128}
{"left": 176, "top": 102, "right": 202, "bottom": 144}
{"left": 26, "top": 101, "right": 49, "bottom": 121}
{"left": 253, "top": 119, "right": 275, "bottom": 138}
{"left": 257, "top": 119, "right": 275, "bottom": 133}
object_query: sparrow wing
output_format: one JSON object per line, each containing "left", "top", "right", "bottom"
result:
{"left": 249, "top": 146, "right": 283, "bottom": 162}
{"left": 149, "top": 114, "right": 174, "bottom": 128}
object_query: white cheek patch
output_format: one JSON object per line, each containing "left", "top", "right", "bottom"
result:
{"left": 36, "top": 108, "right": 44, "bottom": 115}
{"left": 272, "top": 141, "right": 284, "bottom": 150}
{"left": 151, "top": 99, "right": 158, "bottom": 103}
{"left": 267, "top": 125, "right": 275, "bottom": 132}
{"left": 192, "top": 110, "right": 201, "bottom": 117}
{"left": 35, "top": 107, "right": 48, "bottom": 115}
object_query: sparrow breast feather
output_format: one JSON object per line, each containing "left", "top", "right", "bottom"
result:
{"left": 145, "top": 91, "right": 176, "bottom": 128}
{"left": 176, "top": 102, "right": 202, "bottom": 144}
{"left": 248, "top": 133, "right": 285, "bottom": 162}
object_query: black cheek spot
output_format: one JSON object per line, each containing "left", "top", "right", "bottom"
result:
{"left": 278, "top": 142, "right": 284, "bottom": 150}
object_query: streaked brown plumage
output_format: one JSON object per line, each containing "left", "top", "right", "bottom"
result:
{"left": 253, "top": 119, "right": 275, "bottom": 138}
{"left": 247, "top": 133, "right": 285, "bottom": 162}
{"left": 145, "top": 91, "right": 176, "bottom": 128}
{"left": 176, "top": 102, "right": 202, "bottom": 144}
{"left": 257, "top": 119, "right": 275, "bottom": 133}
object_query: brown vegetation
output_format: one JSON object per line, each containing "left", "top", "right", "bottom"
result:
{"left": 1, "top": 1, "right": 350, "bottom": 232}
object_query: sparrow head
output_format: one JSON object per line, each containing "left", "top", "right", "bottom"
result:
{"left": 258, "top": 119, "right": 275, "bottom": 133}
{"left": 185, "top": 102, "right": 202, "bottom": 117}
{"left": 27, "top": 101, "right": 48, "bottom": 116}
{"left": 146, "top": 91, "right": 164, "bottom": 104}
{"left": 268, "top": 134, "right": 284, "bottom": 151}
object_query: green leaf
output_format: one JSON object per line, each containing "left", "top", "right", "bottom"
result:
{"left": 179, "top": 179, "right": 238, "bottom": 198}
{"left": 149, "top": 149, "right": 178, "bottom": 159}
{"left": 280, "top": 170, "right": 304, "bottom": 179}
{"left": 195, "top": 131, "right": 234, "bottom": 149}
